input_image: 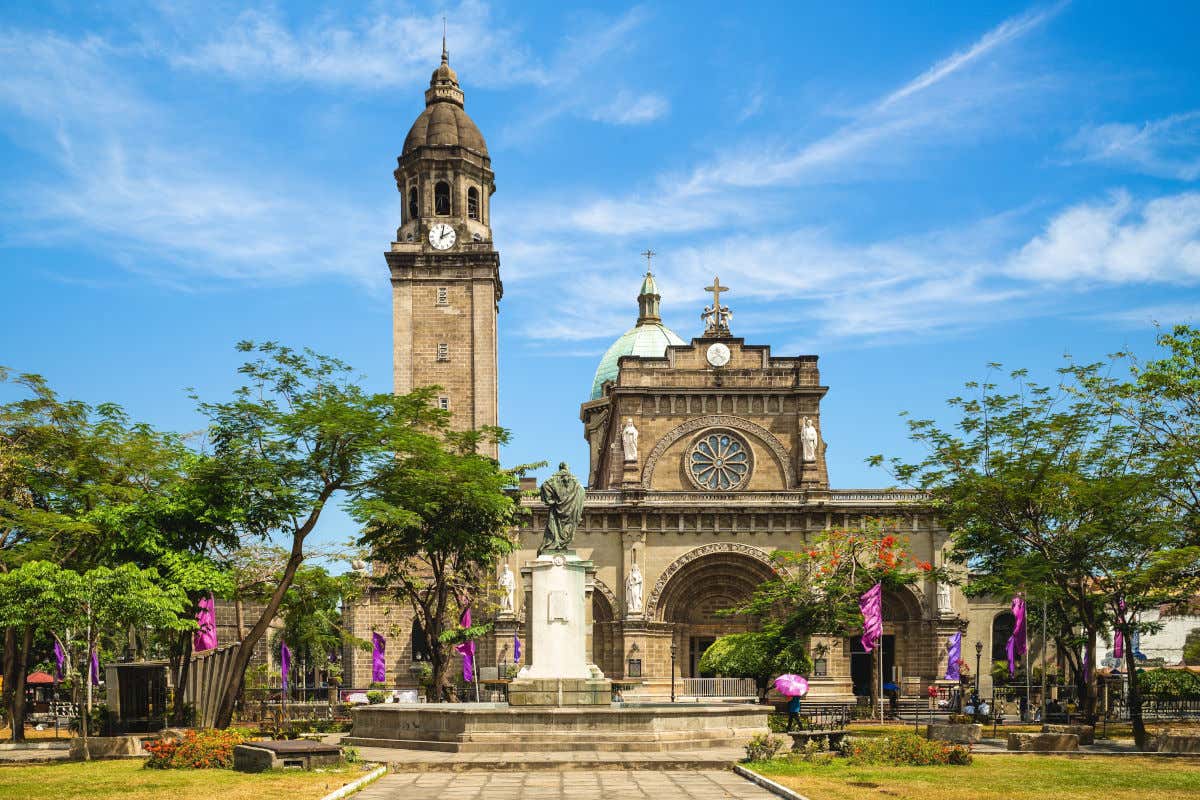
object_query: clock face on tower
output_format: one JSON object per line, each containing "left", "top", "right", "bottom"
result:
{"left": 706, "top": 342, "right": 731, "bottom": 367}
{"left": 428, "top": 223, "right": 456, "bottom": 250}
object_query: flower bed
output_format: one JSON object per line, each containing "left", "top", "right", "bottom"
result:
{"left": 145, "top": 729, "right": 249, "bottom": 769}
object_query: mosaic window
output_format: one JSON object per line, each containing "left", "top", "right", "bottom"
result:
{"left": 688, "top": 432, "right": 751, "bottom": 490}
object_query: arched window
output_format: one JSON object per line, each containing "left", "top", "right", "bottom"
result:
{"left": 434, "top": 181, "right": 451, "bottom": 215}
{"left": 992, "top": 611, "right": 1016, "bottom": 663}
{"left": 411, "top": 620, "right": 430, "bottom": 662}
{"left": 407, "top": 186, "right": 419, "bottom": 221}
{"left": 467, "top": 186, "right": 479, "bottom": 220}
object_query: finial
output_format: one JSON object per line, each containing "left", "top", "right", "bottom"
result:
{"left": 640, "top": 248, "right": 655, "bottom": 274}
{"left": 702, "top": 276, "right": 732, "bottom": 336}
{"left": 441, "top": 16, "right": 448, "bottom": 64}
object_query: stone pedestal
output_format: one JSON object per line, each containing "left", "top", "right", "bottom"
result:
{"left": 510, "top": 551, "right": 611, "bottom": 706}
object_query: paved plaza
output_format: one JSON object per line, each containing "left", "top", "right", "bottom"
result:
{"left": 356, "top": 769, "right": 776, "bottom": 800}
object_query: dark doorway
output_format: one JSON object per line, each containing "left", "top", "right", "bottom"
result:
{"left": 850, "top": 635, "right": 895, "bottom": 696}
{"left": 690, "top": 637, "right": 716, "bottom": 677}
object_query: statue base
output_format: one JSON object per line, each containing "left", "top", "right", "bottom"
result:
{"left": 517, "top": 550, "right": 597, "bottom": 681}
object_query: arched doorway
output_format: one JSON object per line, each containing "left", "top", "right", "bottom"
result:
{"left": 849, "top": 587, "right": 925, "bottom": 697}
{"left": 591, "top": 586, "right": 623, "bottom": 678}
{"left": 992, "top": 611, "right": 1017, "bottom": 673}
{"left": 654, "top": 548, "right": 779, "bottom": 678}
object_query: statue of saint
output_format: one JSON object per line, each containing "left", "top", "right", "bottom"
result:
{"left": 499, "top": 563, "right": 515, "bottom": 613}
{"left": 801, "top": 417, "right": 819, "bottom": 462}
{"left": 937, "top": 581, "right": 953, "bottom": 614}
{"left": 625, "top": 562, "right": 643, "bottom": 615}
{"left": 538, "top": 462, "right": 585, "bottom": 555}
{"left": 621, "top": 418, "right": 639, "bottom": 462}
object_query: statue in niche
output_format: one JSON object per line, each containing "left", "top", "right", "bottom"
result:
{"left": 621, "top": 418, "right": 639, "bottom": 462}
{"left": 538, "top": 462, "right": 585, "bottom": 555}
{"left": 801, "top": 417, "right": 820, "bottom": 462}
{"left": 499, "top": 563, "right": 515, "bottom": 613}
{"left": 937, "top": 581, "right": 953, "bottom": 614}
{"left": 625, "top": 562, "right": 644, "bottom": 615}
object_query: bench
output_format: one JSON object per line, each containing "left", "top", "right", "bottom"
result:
{"left": 787, "top": 729, "right": 849, "bottom": 750}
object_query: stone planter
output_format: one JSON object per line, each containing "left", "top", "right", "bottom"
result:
{"left": 925, "top": 723, "right": 982, "bottom": 744}
{"left": 68, "top": 735, "right": 148, "bottom": 761}
{"left": 1007, "top": 732, "right": 1079, "bottom": 752}
{"left": 1153, "top": 734, "right": 1200, "bottom": 754}
{"left": 1043, "top": 724, "right": 1094, "bottom": 746}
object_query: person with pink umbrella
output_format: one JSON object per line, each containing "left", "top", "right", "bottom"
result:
{"left": 775, "top": 674, "right": 809, "bottom": 731}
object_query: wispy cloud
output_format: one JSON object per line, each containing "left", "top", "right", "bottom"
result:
{"left": 1065, "top": 111, "right": 1200, "bottom": 181}
{"left": 589, "top": 90, "right": 669, "bottom": 125}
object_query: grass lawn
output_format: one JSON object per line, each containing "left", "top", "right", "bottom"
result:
{"left": 748, "top": 755, "right": 1200, "bottom": 800}
{"left": 0, "top": 758, "right": 368, "bottom": 800}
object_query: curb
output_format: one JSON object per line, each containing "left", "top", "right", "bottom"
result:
{"left": 316, "top": 763, "right": 387, "bottom": 800}
{"left": 733, "top": 764, "right": 812, "bottom": 800}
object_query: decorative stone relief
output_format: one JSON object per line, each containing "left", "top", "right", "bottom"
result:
{"left": 642, "top": 415, "right": 795, "bottom": 490}
{"left": 644, "top": 541, "right": 791, "bottom": 619}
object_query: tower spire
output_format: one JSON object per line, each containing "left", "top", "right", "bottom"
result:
{"left": 442, "top": 17, "right": 448, "bottom": 64}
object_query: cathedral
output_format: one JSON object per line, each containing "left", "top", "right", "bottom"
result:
{"left": 343, "top": 48, "right": 1013, "bottom": 701}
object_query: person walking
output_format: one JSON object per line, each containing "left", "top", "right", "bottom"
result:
{"left": 786, "top": 694, "right": 802, "bottom": 731}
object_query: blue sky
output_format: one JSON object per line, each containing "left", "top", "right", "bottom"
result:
{"left": 2, "top": 1, "right": 1199, "bottom": 561}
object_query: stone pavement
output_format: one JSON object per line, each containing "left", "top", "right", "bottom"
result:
{"left": 355, "top": 769, "right": 777, "bottom": 799}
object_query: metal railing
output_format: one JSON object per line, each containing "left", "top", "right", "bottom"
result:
{"left": 678, "top": 677, "right": 758, "bottom": 699}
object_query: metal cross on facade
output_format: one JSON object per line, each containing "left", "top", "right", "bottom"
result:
{"left": 704, "top": 276, "right": 728, "bottom": 308}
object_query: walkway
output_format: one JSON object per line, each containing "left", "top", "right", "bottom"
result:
{"left": 356, "top": 769, "right": 776, "bottom": 799}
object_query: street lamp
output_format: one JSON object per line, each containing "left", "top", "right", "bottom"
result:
{"left": 974, "top": 640, "right": 983, "bottom": 695}
{"left": 670, "top": 641, "right": 677, "bottom": 703}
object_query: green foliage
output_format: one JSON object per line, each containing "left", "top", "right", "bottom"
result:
{"left": 1183, "top": 628, "right": 1200, "bottom": 667}
{"left": 365, "top": 690, "right": 387, "bottom": 705}
{"left": 1136, "top": 669, "right": 1200, "bottom": 698}
{"left": 699, "top": 628, "right": 813, "bottom": 698}
{"left": 144, "top": 729, "right": 248, "bottom": 769}
{"left": 744, "top": 732, "right": 787, "bottom": 762}
{"left": 845, "top": 732, "right": 972, "bottom": 766}
{"left": 269, "top": 564, "right": 356, "bottom": 671}
{"left": 341, "top": 745, "right": 361, "bottom": 764}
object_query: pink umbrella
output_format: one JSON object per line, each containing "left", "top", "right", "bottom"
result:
{"left": 774, "top": 674, "right": 809, "bottom": 697}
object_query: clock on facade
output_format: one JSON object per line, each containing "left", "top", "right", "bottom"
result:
{"left": 428, "top": 223, "right": 456, "bottom": 250}
{"left": 706, "top": 342, "right": 730, "bottom": 367}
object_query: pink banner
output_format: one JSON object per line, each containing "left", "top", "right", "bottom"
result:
{"left": 453, "top": 608, "right": 476, "bottom": 683}
{"left": 1006, "top": 595, "right": 1026, "bottom": 676}
{"left": 193, "top": 595, "right": 218, "bottom": 652}
{"left": 859, "top": 583, "right": 883, "bottom": 653}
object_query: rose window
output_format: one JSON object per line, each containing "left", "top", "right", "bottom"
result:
{"left": 688, "top": 432, "right": 751, "bottom": 490}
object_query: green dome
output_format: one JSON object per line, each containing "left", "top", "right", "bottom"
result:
{"left": 590, "top": 322, "right": 684, "bottom": 400}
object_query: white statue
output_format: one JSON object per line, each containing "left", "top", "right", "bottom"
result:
{"left": 937, "top": 581, "right": 952, "bottom": 614}
{"left": 499, "top": 563, "right": 515, "bottom": 613}
{"left": 621, "top": 418, "right": 639, "bottom": 462}
{"left": 801, "top": 417, "right": 819, "bottom": 462}
{"left": 625, "top": 562, "right": 643, "bottom": 615}
{"left": 350, "top": 558, "right": 368, "bottom": 575}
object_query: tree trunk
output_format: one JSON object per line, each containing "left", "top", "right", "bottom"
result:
{"left": 1123, "top": 641, "right": 1146, "bottom": 750}
{"left": 212, "top": 540, "right": 309, "bottom": 727}
{"left": 2, "top": 627, "right": 16, "bottom": 739}
{"left": 4, "top": 627, "right": 32, "bottom": 743}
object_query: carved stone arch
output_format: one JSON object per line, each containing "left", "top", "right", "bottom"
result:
{"left": 645, "top": 542, "right": 789, "bottom": 620}
{"left": 591, "top": 577, "right": 618, "bottom": 618}
{"left": 642, "top": 415, "right": 795, "bottom": 489}
{"left": 883, "top": 583, "right": 929, "bottom": 621}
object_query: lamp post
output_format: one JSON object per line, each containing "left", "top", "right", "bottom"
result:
{"left": 670, "top": 641, "right": 677, "bottom": 703}
{"left": 974, "top": 640, "right": 983, "bottom": 695}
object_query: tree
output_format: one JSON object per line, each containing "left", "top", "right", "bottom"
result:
{"left": 351, "top": 428, "right": 531, "bottom": 702}
{"left": 195, "top": 342, "right": 445, "bottom": 727}
{"left": 871, "top": 365, "right": 1199, "bottom": 748}
{"left": 1184, "top": 628, "right": 1200, "bottom": 667}
{"left": 269, "top": 565, "right": 359, "bottom": 696}
{"left": 734, "top": 520, "right": 939, "bottom": 708}
{"left": 0, "top": 561, "right": 191, "bottom": 757}
{"left": 698, "top": 627, "right": 814, "bottom": 702}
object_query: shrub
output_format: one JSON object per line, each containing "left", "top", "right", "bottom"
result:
{"left": 948, "top": 714, "right": 975, "bottom": 725}
{"left": 744, "top": 733, "right": 787, "bottom": 762}
{"left": 846, "top": 732, "right": 972, "bottom": 766}
{"left": 1138, "top": 669, "right": 1200, "bottom": 698}
{"left": 366, "top": 690, "right": 387, "bottom": 704}
{"left": 342, "top": 745, "right": 361, "bottom": 764}
{"left": 145, "top": 729, "right": 248, "bottom": 769}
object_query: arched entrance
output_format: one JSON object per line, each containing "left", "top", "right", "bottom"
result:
{"left": 653, "top": 546, "right": 780, "bottom": 678}
{"left": 591, "top": 584, "right": 623, "bottom": 678}
{"left": 849, "top": 587, "right": 926, "bottom": 697}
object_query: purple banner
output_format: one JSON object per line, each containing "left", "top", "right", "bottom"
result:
{"left": 371, "top": 632, "right": 386, "bottom": 683}
{"left": 945, "top": 632, "right": 962, "bottom": 681}
{"left": 859, "top": 583, "right": 883, "bottom": 653}
{"left": 513, "top": 635, "right": 521, "bottom": 664}
{"left": 1006, "top": 595, "right": 1026, "bottom": 676}
{"left": 53, "top": 639, "right": 65, "bottom": 679}
{"left": 281, "top": 641, "right": 291, "bottom": 691}
{"left": 453, "top": 608, "right": 476, "bottom": 683}
{"left": 193, "top": 594, "right": 218, "bottom": 652}
{"left": 89, "top": 648, "right": 100, "bottom": 686}
{"left": 1114, "top": 599, "right": 1126, "bottom": 659}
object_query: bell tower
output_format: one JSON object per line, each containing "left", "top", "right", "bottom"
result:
{"left": 388, "top": 40, "right": 501, "bottom": 458}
